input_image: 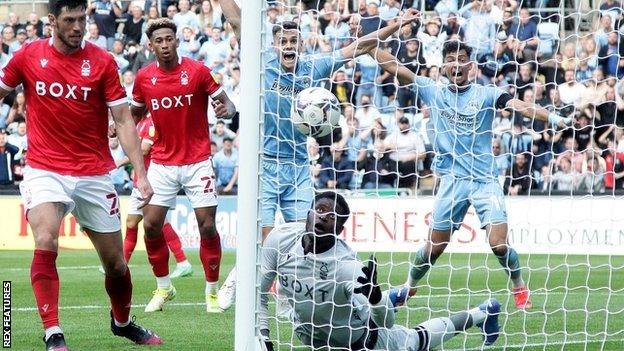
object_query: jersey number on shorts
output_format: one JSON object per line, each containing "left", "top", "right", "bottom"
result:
{"left": 106, "top": 193, "right": 120, "bottom": 216}
{"left": 201, "top": 176, "right": 215, "bottom": 194}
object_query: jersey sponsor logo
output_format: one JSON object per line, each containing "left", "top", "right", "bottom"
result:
{"left": 269, "top": 78, "right": 308, "bottom": 96}
{"left": 40, "top": 58, "right": 48, "bottom": 68}
{"left": 180, "top": 71, "right": 189, "bottom": 86}
{"left": 35, "top": 81, "right": 92, "bottom": 101}
{"left": 278, "top": 275, "right": 330, "bottom": 302}
{"left": 81, "top": 60, "right": 91, "bottom": 77}
{"left": 151, "top": 77, "right": 157, "bottom": 85}
{"left": 150, "top": 94, "right": 193, "bottom": 110}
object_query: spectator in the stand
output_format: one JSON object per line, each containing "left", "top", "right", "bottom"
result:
{"left": 198, "top": 27, "right": 230, "bottom": 73}
{"left": 121, "top": 70, "right": 135, "bottom": 98}
{"left": 86, "top": 23, "right": 108, "bottom": 49}
{"left": 556, "top": 137, "right": 585, "bottom": 174}
{"left": 325, "top": 12, "right": 350, "bottom": 50}
{"left": 598, "top": 32, "right": 624, "bottom": 79}
{"left": 123, "top": 5, "right": 145, "bottom": 45}
{"left": 198, "top": 0, "right": 223, "bottom": 29}
{"left": 513, "top": 63, "right": 535, "bottom": 100}
{"left": 2, "top": 27, "right": 18, "bottom": 56}
{"left": 147, "top": 6, "right": 159, "bottom": 21}
{"left": 7, "top": 121, "right": 27, "bottom": 160}
{"left": 418, "top": 17, "right": 446, "bottom": 67}
{"left": 41, "top": 23, "right": 52, "bottom": 39}
{"left": 552, "top": 157, "right": 578, "bottom": 191}
{"left": 547, "top": 87, "right": 575, "bottom": 118}
{"left": 12, "top": 29, "right": 27, "bottom": 53}
{"left": 507, "top": 8, "right": 539, "bottom": 62}
{"left": 331, "top": 70, "right": 355, "bottom": 106}
{"left": 576, "top": 51, "right": 595, "bottom": 82}
{"left": 173, "top": 0, "right": 201, "bottom": 37}
{"left": 604, "top": 139, "right": 624, "bottom": 190}
{"left": 559, "top": 69, "right": 587, "bottom": 106}
{"left": 384, "top": 116, "right": 426, "bottom": 188}
{"left": 166, "top": 4, "right": 178, "bottom": 19}
{"left": 213, "top": 137, "right": 239, "bottom": 194}
{"left": 5, "top": 13, "right": 23, "bottom": 33}
{"left": 25, "top": 24, "right": 39, "bottom": 44}
{"left": 493, "top": 138, "right": 510, "bottom": 186}
{"left": 578, "top": 153, "right": 606, "bottom": 193}
{"left": 536, "top": 162, "right": 554, "bottom": 191}
{"left": 108, "top": 137, "right": 131, "bottom": 193}
{"left": 308, "top": 137, "right": 322, "bottom": 188}
{"left": 89, "top": 0, "right": 122, "bottom": 50}
{"left": 0, "top": 97, "right": 9, "bottom": 129}
{"left": 211, "top": 120, "right": 237, "bottom": 150}
{"left": 318, "top": 143, "right": 353, "bottom": 189}
{"left": 354, "top": 94, "right": 380, "bottom": 130}
{"left": 458, "top": 0, "right": 496, "bottom": 60}
{"left": 110, "top": 39, "right": 129, "bottom": 72}
{"left": 360, "top": 1, "right": 387, "bottom": 36}
{"left": 443, "top": 12, "right": 464, "bottom": 40}
{"left": 179, "top": 25, "right": 200, "bottom": 59}
{"left": 6, "top": 92, "right": 26, "bottom": 126}
{"left": 434, "top": 0, "right": 459, "bottom": 22}
{"left": 361, "top": 120, "right": 394, "bottom": 189}
{"left": 501, "top": 120, "right": 538, "bottom": 155}
{"left": 490, "top": 0, "right": 517, "bottom": 25}
{"left": 505, "top": 153, "right": 532, "bottom": 195}
{"left": 354, "top": 54, "right": 383, "bottom": 106}
{"left": 594, "top": 13, "right": 614, "bottom": 48}
{"left": 379, "top": 0, "right": 401, "bottom": 22}
{"left": 341, "top": 117, "right": 368, "bottom": 174}
{"left": 131, "top": 42, "right": 155, "bottom": 73}
{"left": 396, "top": 39, "right": 425, "bottom": 115}
{"left": 0, "top": 128, "right": 18, "bottom": 185}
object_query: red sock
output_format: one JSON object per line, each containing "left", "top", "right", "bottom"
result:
{"left": 144, "top": 234, "right": 169, "bottom": 277}
{"left": 30, "top": 249, "right": 60, "bottom": 330}
{"left": 105, "top": 268, "right": 132, "bottom": 324}
{"left": 200, "top": 235, "right": 221, "bottom": 282}
{"left": 162, "top": 223, "right": 187, "bottom": 263}
{"left": 123, "top": 227, "right": 138, "bottom": 263}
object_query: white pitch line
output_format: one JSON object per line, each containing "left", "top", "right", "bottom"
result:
{"left": 13, "top": 302, "right": 205, "bottom": 312}
{"left": 2, "top": 265, "right": 142, "bottom": 272}
{"left": 447, "top": 337, "right": 624, "bottom": 350}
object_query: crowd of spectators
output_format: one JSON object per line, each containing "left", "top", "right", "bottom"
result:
{"left": 1, "top": 0, "right": 624, "bottom": 196}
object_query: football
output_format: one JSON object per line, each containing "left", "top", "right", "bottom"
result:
{"left": 291, "top": 87, "right": 341, "bottom": 138}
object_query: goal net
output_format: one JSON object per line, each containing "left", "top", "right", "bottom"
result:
{"left": 237, "top": 0, "right": 624, "bottom": 350}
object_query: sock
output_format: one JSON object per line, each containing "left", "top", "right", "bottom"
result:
{"left": 44, "top": 326, "right": 63, "bottom": 341}
{"left": 163, "top": 223, "right": 187, "bottom": 263}
{"left": 105, "top": 268, "right": 132, "bottom": 325}
{"left": 113, "top": 319, "right": 130, "bottom": 328}
{"left": 408, "top": 247, "right": 436, "bottom": 287}
{"left": 144, "top": 234, "right": 170, "bottom": 277}
{"left": 495, "top": 247, "right": 525, "bottom": 287}
{"left": 205, "top": 281, "right": 218, "bottom": 295}
{"left": 31, "top": 249, "right": 60, "bottom": 330}
{"left": 415, "top": 316, "right": 457, "bottom": 350}
{"left": 200, "top": 235, "right": 222, "bottom": 283}
{"left": 156, "top": 276, "right": 171, "bottom": 290}
{"left": 468, "top": 306, "right": 487, "bottom": 325}
{"left": 123, "top": 227, "right": 139, "bottom": 263}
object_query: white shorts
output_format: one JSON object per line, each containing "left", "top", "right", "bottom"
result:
{"left": 128, "top": 188, "right": 144, "bottom": 216}
{"left": 19, "top": 166, "right": 121, "bottom": 233}
{"left": 148, "top": 158, "right": 218, "bottom": 209}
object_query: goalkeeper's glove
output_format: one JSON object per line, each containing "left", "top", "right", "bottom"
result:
{"left": 548, "top": 113, "right": 574, "bottom": 129}
{"left": 354, "top": 255, "right": 382, "bottom": 305}
{"left": 260, "top": 329, "right": 274, "bottom": 351}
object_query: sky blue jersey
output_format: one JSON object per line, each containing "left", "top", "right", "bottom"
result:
{"left": 412, "top": 76, "right": 506, "bottom": 180}
{"left": 263, "top": 51, "right": 347, "bottom": 164}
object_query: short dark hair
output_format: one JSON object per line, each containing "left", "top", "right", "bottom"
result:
{"left": 442, "top": 40, "right": 472, "bottom": 59}
{"left": 223, "top": 137, "right": 234, "bottom": 143}
{"left": 146, "top": 18, "right": 177, "bottom": 39}
{"left": 49, "top": 0, "right": 87, "bottom": 18}
{"left": 272, "top": 21, "right": 300, "bottom": 36}
{"left": 314, "top": 191, "right": 350, "bottom": 223}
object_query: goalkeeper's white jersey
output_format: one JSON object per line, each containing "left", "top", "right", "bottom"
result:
{"left": 259, "top": 222, "right": 395, "bottom": 349}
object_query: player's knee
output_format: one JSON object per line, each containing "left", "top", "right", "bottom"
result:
{"left": 490, "top": 241, "right": 508, "bottom": 257}
{"left": 143, "top": 220, "right": 162, "bottom": 237}
{"left": 198, "top": 220, "right": 218, "bottom": 238}
{"left": 102, "top": 259, "right": 127, "bottom": 277}
{"left": 429, "top": 243, "right": 447, "bottom": 260}
{"left": 33, "top": 231, "right": 58, "bottom": 251}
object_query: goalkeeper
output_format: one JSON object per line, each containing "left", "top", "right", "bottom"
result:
{"left": 259, "top": 191, "right": 501, "bottom": 350}
{"left": 368, "top": 38, "right": 575, "bottom": 309}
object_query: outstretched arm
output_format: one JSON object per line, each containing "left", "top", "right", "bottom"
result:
{"left": 340, "top": 9, "right": 420, "bottom": 59}
{"left": 220, "top": 0, "right": 241, "bottom": 39}
{"left": 368, "top": 47, "right": 416, "bottom": 86}
{"left": 506, "top": 98, "right": 574, "bottom": 128}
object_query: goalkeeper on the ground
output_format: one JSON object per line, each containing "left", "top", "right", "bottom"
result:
{"left": 259, "top": 191, "right": 501, "bottom": 350}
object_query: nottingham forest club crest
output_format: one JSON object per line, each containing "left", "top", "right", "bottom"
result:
{"left": 181, "top": 71, "right": 189, "bottom": 85}
{"left": 81, "top": 60, "right": 91, "bottom": 77}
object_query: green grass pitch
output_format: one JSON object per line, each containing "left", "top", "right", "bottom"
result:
{"left": 1, "top": 250, "right": 622, "bottom": 350}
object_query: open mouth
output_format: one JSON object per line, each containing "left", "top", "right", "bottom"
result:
{"left": 451, "top": 69, "right": 464, "bottom": 79}
{"left": 283, "top": 52, "right": 297, "bottom": 62}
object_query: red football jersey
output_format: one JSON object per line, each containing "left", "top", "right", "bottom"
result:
{"left": 131, "top": 57, "right": 223, "bottom": 166}
{"left": 0, "top": 39, "right": 126, "bottom": 176}
{"left": 134, "top": 116, "right": 156, "bottom": 185}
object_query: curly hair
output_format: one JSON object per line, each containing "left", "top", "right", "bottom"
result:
{"left": 145, "top": 18, "right": 177, "bottom": 39}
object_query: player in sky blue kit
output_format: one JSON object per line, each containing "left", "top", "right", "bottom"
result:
{"left": 217, "top": 8, "right": 421, "bottom": 310}
{"left": 369, "top": 39, "right": 573, "bottom": 309}
{"left": 259, "top": 191, "right": 502, "bottom": 350}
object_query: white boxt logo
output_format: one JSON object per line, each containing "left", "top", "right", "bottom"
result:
{"left": 151, "top": 77, "right": 157, "bottom": 85}
{"left": 150, "top": 94, "right": 193, "bottom": 110}
{"left": 40, "top": 58, "right": 48, "bottom": 68}
{"left": 35, "top": 81, "right": 92, "bottom": 101}
{"left": 180, "top": 71, "right": 189, "bottom": 85}
{"left": 81, "top": 60, "right": 91, "bottom": 76}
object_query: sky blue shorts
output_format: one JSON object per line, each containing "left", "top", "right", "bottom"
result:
{"left": 261, "top": 158, "right": 313, "bottom": 227}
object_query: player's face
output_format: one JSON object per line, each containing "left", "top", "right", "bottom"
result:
{"left": 149, "top": 28, "right": 179, "bottom": 63}
{"left": 306, "top": 198, "right": 343, "bottom": 236}
{"left": 443, "top": 49, "right": 472, "bottom": 87}
{"left": 274, "top": 30, "right": 302, "bottom": 72}
{"left": 50, "top": 6, "right": 87, "bottom": 50}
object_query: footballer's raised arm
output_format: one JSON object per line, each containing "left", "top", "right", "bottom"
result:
{"left": 220, "top": 0, "right": 241, "bottom": 39}
{"left": 368, "top": 47, "right": 416, "bottom": 86}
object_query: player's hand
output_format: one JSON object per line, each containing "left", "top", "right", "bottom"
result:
{"left": 354, "top": 255, "right": 382, "bottom": 305}
{"left": 400, "top": 9, "right": 420, "bottom": 26}
{"left": 260, "top": 329, "right": 274, "bottom": 351}
{"left": 108, "top": 122, "right": 117, "bottom": 138}
{"left": 212, "top": 100, "right": 230, "bottom": 119}
{"left": 135, "top": 175, "right": 154, "bottom": 209}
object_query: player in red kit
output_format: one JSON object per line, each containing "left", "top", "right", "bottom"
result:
{"left": 114, "top": 116, "right": 194, "bottom": 278}
{"left": 130, "top": 18, "right": 237, "bottom": 313}
{"left": 0, "top": 0, "right": 161, "bottom": 350}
